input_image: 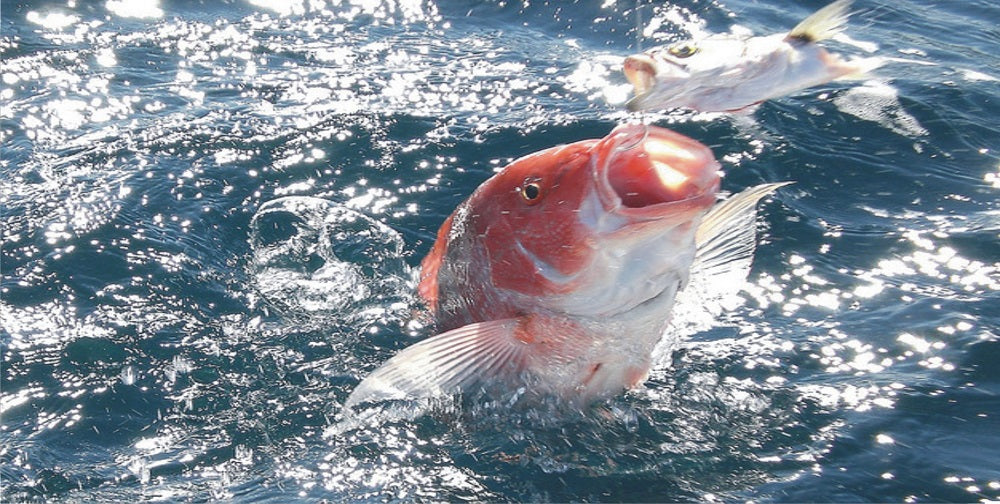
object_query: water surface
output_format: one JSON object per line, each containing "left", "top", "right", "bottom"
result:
{"left": 2, "top": 0, "right": 999, "bottom": 501}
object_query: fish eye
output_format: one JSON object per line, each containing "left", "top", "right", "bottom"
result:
{"left": 668, "top": 42, "right": 698, "bottom": 58}
{"left": 520, "top": 179, "right": 543, "bottom": 204}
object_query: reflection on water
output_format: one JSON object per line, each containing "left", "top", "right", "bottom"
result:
{"left": 2, "top": 0, "right": 999, "bottom": 502}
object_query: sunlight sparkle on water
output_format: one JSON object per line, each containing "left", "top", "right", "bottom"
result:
{"left": 2, "top": 1, "right": 998, "bottom": 501}
{"left": 562, "top": 56, "right": 633, "bottom": 105}
{"left": 106, "top": 0, "right": 164, "bottom": 19}
{"left": 26, "top": 10, "right": 79, "bottom": 30}
{"left": 985, "top": 164, "right": 1000, "bottom": 189}
{"left": 249, "top": 0, "right": 439, "bottom": 24}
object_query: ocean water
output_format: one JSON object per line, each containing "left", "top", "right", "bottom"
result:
{"left": 2, "top": 0, "right": 999, "bottom": 501}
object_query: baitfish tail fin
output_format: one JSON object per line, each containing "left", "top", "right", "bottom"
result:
{"left": 787, "top": 0, "right": 853, "bottom": 44}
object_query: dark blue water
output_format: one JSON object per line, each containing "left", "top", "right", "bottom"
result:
{"left": 2, "top": 0, "right": 998, "bottom": 501}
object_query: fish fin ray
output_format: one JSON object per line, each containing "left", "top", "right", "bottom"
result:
{"left": 345, "top": 318, "right": 528, "bottom": 408}
{"left": 835, "top": 56, "right": 885, "bottom": 80}
{"left": 696, "top": 182, "right": 792, "bottom": 256}
{"left": 693, "top": 182, "right": 792, "bottom": 285}
{"left": 625, "top": 95, "right": 646, "bottom": 112}
{"left": 787, "top": 0, "right": 853, "bottom": 43}
{"left": 658, "top": 182, "right": 791, "bottom": 359}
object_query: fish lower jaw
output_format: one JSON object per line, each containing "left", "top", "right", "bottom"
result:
{"left": 624, "top": 77, "right": 699, "bottom": 112}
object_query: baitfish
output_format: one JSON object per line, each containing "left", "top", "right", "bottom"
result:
{"left": 624, "top": 0, "right": 881, "bottom": 113}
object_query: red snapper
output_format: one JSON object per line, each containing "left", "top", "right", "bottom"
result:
{"left": 346, "top": 124, "right": 786, "bottom": 408}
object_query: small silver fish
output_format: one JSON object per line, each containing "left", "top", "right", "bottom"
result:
{"left": 624, "top": 0, "right": 881, "bottom": 113}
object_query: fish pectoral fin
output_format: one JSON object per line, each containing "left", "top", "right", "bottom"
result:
{"left": 657, "top": 182, "right": 790, "bottom": 362}
{"left": 680, "top": 182, "right": 793, "bottom": 312}
{"left": 696, "top": 181, "right": 792, "bottom": 261}
{"left": 786, "top": 0, "right": 852, "bottom": 44}
{"left": 345, "top": 317, "right": 537, "bottom": 409}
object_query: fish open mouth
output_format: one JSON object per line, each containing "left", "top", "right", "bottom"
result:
{"left": 597, "top": 124, "right": 720, "bottom": 214}
{"left": 623, "top": 52, "right": 691, "bottom": 111}
{"left": 623, "top": 54, "right": 656, "bottom": 96}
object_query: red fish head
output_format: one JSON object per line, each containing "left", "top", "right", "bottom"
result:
{"left": 421, "top": 124, "right": 720, "bottom": 322}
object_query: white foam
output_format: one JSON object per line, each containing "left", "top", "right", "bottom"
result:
{"left": 833, "top": 80, "right": 928, "bottom": 137}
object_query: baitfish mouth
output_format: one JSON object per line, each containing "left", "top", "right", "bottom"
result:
{"left": 622, "top": 52, "right": 688, "bottom": 111}
{"left": 623, "top": 54, "right": 657, "bottom": 96}
{"left": 594, "top": 124, "right": 720, "bottom": 219}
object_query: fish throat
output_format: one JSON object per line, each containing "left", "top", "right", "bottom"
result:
{"left": 605, "top": 135, "right": 707, "bottom": 208}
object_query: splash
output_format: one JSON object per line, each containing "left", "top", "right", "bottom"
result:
{"left": 248, "top": 196, "right": 414, "bottom": 324}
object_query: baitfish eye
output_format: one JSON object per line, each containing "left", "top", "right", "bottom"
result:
{"left": 520, "top": 179, "right": 543, "bottom": 204}
{"left": 668, "top": 42, "right": 698, "bottom": 58}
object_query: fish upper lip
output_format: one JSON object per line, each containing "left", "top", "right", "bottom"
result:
{"left": 593, "top": 124, "right": 720, "bottom": 220}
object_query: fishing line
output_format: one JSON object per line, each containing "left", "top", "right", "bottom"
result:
{"left": 613, "top": 123, "right": 650, "bottom": 153}
{"left": 635, "top": 0, "right": 643, "bottom": 53}
{"left": 632, "top": 0, "right": 650, "bottom": 133}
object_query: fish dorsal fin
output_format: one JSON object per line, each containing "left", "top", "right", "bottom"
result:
{"left": 654, "top": 182, "right": 791, "bottom": 365}
{"left": 787, "top": 0, "right": 852, "bottom": 43}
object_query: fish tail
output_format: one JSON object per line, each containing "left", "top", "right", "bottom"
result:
{"left": 822, "top": 54, "right": 885, "bottom": 82}
{"left": 787, "top": 0, "right": 853, "bottom": 44}
{"left": 836, "top": 56, "right": 885, "bottom": 80}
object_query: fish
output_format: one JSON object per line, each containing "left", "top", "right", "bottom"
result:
{"left": 345, "top": 123, "right": 787, "bottom": 410}
{"left": 623, "top": 0, "right": 882, "bottom": 113}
